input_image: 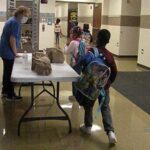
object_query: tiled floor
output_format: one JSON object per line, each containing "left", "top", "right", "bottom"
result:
{"left": 0, "top": 40, "right": 150, "bottom": 150}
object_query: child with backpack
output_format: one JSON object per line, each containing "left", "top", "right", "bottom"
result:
{"left": 74, "top": 29, "right": 118, "bottom": 144}
{"left": 82, "top": 24, "right": 93, "bottom": 50}
{"left": 64, "top": 26, "right": 86, "bottom": 101}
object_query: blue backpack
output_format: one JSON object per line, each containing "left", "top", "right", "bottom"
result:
{"left": 74, "top": 48, "right": 111, "bottom": 103}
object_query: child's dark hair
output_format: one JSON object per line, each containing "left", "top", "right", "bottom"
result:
{"left": 96, "top": 29, "right": 111, "bottom": 48}
{"left": 71, "top": 26, "right": 82, "bottom": 37}
{"left": 83, "top": 24, "right": 89, "bottom": 32}
{"left": 55, "top": 18, "right": 60, "bottom": 24}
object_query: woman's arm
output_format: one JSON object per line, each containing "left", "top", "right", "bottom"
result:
{"left": 10, "top": 36, "right": 17, "bottom": 56}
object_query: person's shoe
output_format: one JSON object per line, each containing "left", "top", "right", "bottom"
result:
{"left": 69, "top": 95, "right": 76, "bottom": 102}
{"left": 1, "top": 93, "right": 7, "bottom": 98}
{"left": 108, "top": 131, "right": 117, "bottom": 144}
{"left": 80, "top": 124, "right": 92, "bottom": 134}
{"left": 6, "top": 95, "right": 22, "bottom": 102}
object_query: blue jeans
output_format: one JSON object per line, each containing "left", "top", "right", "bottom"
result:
{"left": 79, "top": 90, "right": 114, "bottom": 134}
{"left": 55, "top": 32, "right": 60, "bottom": 46}
{"left": 99, "top": 90, "right": 114, "bottom": 133}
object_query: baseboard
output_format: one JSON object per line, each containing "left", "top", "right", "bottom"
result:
{"left": 112, "top": 53, "right": 137, "bottom": 58}
{"left": 137, "top": 63, "right": 150, "bottom": 70}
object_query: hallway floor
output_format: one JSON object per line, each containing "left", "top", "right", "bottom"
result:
{"left": 0, "top": 41, "right": 149, "bottom": 150}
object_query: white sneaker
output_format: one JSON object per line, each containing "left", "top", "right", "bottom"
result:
{"left": 68, "top": 95, "right": 76, "bottom": 102}
{"left": 108, "top": 131, "right": 117, "bottom": 144}
{"left": 80, "top": 125, "right": 92, "bottom": 134}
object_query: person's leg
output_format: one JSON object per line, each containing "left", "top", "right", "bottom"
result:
{"left": 2, "top": 59, "right": 7, "bottom": 95}
{"left": 69, "top": 65, "right": 82, "bottom": 101}
{"left": 80, "top": 98, "right": 95, "bottom": 134}
{"left": 99, "top": 90, "right": 114, "bottom": 133}
{"left": 57, "top": 32, "right": 60, "bottom": 46}
{"left": 83, "top": 99, "right": 95, "bottom": 127}
{"left": 55, "top": 32, "right": 57, "bottom": 46}
{"left": 2, "top": 58, "right": 22, "bottom": 101}
{"left": 2, "top": 58, "right": 15, "bottom": 97}
{"left": 99, "top": 90, "right": 117, "bottom": 144}
{"left": 56, "top": 32, "right": 59, "bottom": 47}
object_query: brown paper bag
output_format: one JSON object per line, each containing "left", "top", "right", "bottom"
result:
{"left": 46, "top": 48, "right": 65, "bottom": 63}
{"left": 32, "top": 52, "right": 52, "bottom": 75}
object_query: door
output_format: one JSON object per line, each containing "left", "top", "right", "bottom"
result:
{"left": 92, "top": 3, "right": 102, "bottom": 43}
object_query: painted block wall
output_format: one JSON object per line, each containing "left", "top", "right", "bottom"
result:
{"left": 101, "top": 0, "right": 121, "bottom": 55}
{"left": 102, "top": 0, "right": 141, "bottom": 56}
{"left": 39, "top": 0, "right": 55, "bottom": 50}
{"left": 119, "top": 0, "right": 141, "bottom": 56}
{"left": 57, "top": 0, "right": 101, "bottom": 3}
{"left": 78, "top": 3, "right": 93, "bottom": 34}
{"left": 138, "top": 0, "right": 150, "bottom": 68}
{"left": 55, "top": 3, "right": 68, "bottom": 36}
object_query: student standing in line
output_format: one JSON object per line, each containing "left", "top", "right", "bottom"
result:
{"left": 54, "top": 18, "right": 62, "bottom": 48}
{"left": 64, "top": 26, "right": 86, "bottom": 101}
{"left": 0, "top": 6, "right": 30, "bottom": 101}
{"left": 82, "top": 23, "right": 93, "bottom": 50}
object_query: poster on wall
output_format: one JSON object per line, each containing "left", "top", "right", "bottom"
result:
{"left": 47, "top": 16, "right": 53, "bottom": 25}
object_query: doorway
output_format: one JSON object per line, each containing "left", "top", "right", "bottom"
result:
{"left": 55, "top": 2, "right": 102, "bottom": 42}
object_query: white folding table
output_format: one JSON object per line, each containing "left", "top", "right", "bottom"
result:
{"left": 11, "top": 53, "right": 79, "bottom": 136}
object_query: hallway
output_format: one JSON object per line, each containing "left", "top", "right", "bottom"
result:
{"left": 0, "top": 46, "right": 149, "bottom": 150}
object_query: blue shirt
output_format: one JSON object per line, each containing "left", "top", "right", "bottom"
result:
{"left": 0, "top": 17, "right": 21, "bottom": 59}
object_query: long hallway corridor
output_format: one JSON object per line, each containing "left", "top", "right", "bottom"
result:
{"left": 0, "top": 38, "right": 149, "bottom": 149}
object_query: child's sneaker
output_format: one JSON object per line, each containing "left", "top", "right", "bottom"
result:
{"left": 80, "top": 125, "right": 92, "bottom": 134}
{"left": 108, "top": 131, "right": 117, "bottom": 144}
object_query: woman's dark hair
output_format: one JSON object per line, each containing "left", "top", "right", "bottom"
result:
{"left": 56, "top": 18, "right": 60, "bottom": 24}
{"left": 96, "top": 29, "right": 111, "bottom": 48}
{"left": 71, "top": 26, "right": 82, "bottom": 38}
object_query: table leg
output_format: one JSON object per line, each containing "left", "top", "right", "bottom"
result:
{"left": 18, "top": 81, "right": 55, "bottom": 99}
{"left": 56, "top": 82, "right": 72, "bottom": 133}
{"left": 17, "top": 82, "right": 72, "bottom": 135}
{"left": 17, "top": 83, "right": 34, "bottom": 136}
{"left": 18, "top": 84, "right": 22, "bottom": 96}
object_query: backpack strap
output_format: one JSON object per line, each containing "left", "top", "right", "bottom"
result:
{"left": 92, "top": 47, "right": 107, "bottom": 64}
{"left": 92, "top": 47, "right": 100, "bottom": 58}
